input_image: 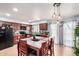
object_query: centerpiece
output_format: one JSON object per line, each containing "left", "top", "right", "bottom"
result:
{"left": 32, "top": 32, "right": 39, "bottom": 41}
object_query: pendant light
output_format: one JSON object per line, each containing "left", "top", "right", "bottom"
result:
{"left": 53, "top": 4, "right": 56, "bottom": 17}
{"left": 52, "top": 3, "right": 62, "bottom": 22}
{"left": 57, "top": 4, "right": 62, "bottom": 20}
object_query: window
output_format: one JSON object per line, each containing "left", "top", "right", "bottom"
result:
{"left": 32, "top": 24, "right": 39, "bottom": 33}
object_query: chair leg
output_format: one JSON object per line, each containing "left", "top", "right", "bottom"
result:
{"left": 18, "top": 51, "right": 20, "bottom": 56}
{"left": 52, "top": 48, "right": 55, "bottom": 56}
{"left": 49, "top": 48, "right": 55, "bottom": 56}
{"left": 50, "top": 49, "right": 52, "bottom": 56}
{"left": 51, "top": 45, "right": 55, "bottom": 56}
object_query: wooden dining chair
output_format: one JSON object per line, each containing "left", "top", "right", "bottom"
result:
{"left": 41, "top": 41, "right": 49, "bottom": 56}
{"left": 28, "top": 47, "right": 37, "bottom": 56}
{"left": 48, "top": 38, "right": 54, "bottom": 56}
{"left": 20, "top": 34, "right": 26, "bottom": 39}
{"left": 17, "top": 40, "right": 27, "bottom": 56}
{"left": 13, "top": 35, "right": 21, "bottom": 44}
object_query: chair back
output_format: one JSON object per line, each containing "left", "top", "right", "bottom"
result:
{"left": 48, "top": 38, "right": 54, "bottom": 56}
{"left": 18, "top": 40, "right": 27, "bottom": 56}
{"left": 41, "top": 41, "right": 49, "bottom": 56}
{"left": 48, "top": 38, "right": 54, "bottom": 49}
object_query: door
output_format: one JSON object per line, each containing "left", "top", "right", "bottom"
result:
{"left": 63, "top": 21, "right": 76, "bottom": 47}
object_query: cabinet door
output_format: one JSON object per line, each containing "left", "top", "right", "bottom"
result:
{"left": 39, "top": 24, "right": 42, "bottom": 30}
{"left": 39, "top": 23, "right": 48, "bottom": 30}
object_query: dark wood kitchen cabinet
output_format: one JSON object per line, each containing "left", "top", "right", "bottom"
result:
{"left": 39, "top": 23, "right": 48, "bottom": 30}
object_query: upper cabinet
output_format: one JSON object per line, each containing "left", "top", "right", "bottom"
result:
{"left": 29, "top": 25, "right": 32, "bottom": 30}
{"left": 26, "top": 25, "right": 32, "bottom": 31}
{"left": 39, "top": 23, "right": 48, "bottom": 30}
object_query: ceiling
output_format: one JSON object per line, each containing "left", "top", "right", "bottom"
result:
{"left": 0, "top": 3, "right": 79, "bottom": 23}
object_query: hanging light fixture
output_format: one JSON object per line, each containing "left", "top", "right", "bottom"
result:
{"left": 53, "top": 4, "right": 56, "bottom": 17}
{"left": 57, "top": 3, "right": 62, "bottom": 20}
{"left": 53, "top": 3, "right": 62, "bottom": 22}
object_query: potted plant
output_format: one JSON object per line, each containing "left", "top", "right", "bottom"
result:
{"left": 32, "top": 32, "right": 37, "bottom": 41}
{"left": 32, "top": 32, "right": 39, "bottom": 41}
{"left": 32, "top": 33, "right": 36, "bottom": 39}
{"left": 74, "top": 25, "right": 79, "bottom": 56}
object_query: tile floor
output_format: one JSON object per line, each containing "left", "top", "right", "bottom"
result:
{"left": 0, "top": 44, "right": 75, "bottom": 56}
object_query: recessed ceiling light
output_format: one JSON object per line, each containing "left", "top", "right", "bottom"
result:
{"left": 5, "top": 13, "right": 10, "bottom": 17}
{"left": 13, "top": 8, "right": 18, "bottom": 12}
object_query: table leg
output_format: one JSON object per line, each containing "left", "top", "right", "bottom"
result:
{"left": 37, "top": 49, "right": 41, "bottom": 56}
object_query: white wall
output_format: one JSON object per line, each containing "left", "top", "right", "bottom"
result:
{"left": 50, "top": 23, "right": 58, "bottom": 44}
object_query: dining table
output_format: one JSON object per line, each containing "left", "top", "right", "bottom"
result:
{"left": 20, "top": 36, "right": 51, "bottom": 56}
